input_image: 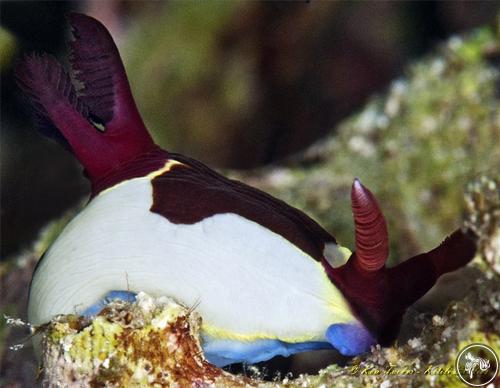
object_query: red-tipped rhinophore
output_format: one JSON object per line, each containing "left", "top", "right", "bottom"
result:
{"left": 351, "top": 179, "right": 389, "bottom": 272}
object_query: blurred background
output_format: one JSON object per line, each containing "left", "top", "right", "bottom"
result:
{"left": 1, "top": 0, "right": 498, "bottom": 260}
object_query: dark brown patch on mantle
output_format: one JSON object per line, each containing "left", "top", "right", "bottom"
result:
{"left": 150, "top": 153, "right": 336, "bottom": 261}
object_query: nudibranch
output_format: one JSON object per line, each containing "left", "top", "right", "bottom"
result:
{"left": 17, "top": 14, "right": 477, "bottom": 368}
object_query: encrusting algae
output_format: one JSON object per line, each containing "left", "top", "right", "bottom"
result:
{"left": 39, "top": 293, "right": 253, "bottom": 387}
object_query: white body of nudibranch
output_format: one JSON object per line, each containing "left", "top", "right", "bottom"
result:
{"left": 29, "top": 164, "right": 357, "bottom": 343}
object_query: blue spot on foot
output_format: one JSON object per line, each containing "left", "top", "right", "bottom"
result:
{"left": 325, "top": 323, "right": 375, "bottom": 356}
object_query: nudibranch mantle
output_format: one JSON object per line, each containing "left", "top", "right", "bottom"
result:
{"left": 29, "top": 160, "right": 357, "bottom": 343}
{"left": 17, "top": 13, "right": 477, "bottom": 367}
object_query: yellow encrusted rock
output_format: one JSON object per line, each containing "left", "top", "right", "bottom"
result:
{"left": 39, "top": 292, "right": 253, "bottom": 387}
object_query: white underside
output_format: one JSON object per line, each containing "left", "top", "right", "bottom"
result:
{"left": 29, "top": 174, "right": 356, "bottom": 342}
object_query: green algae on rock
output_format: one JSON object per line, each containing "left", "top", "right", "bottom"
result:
{"left": 464, "top": 176, "right": 500, "bottom": 276}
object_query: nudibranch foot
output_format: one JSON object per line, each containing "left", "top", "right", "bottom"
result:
{"left": 325, "top": 322, "right": 376, "bottom": 356}
{"left": 202, "top": 336, "right": 332, "bottom": 367}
